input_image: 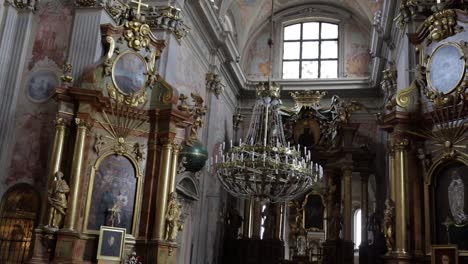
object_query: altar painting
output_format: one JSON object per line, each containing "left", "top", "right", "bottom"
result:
{"left": 87, "top": 155, "right": 137, "bottom": 234}
{"left": 435, "top": 163, "right": 468, "bottom": 250}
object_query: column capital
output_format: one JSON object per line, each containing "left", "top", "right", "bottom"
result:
{"left": 74, "top": 118, "right": 92, "bottom": 129}
{"left": 390, "top": 137, "right": 409, "bottom": 151}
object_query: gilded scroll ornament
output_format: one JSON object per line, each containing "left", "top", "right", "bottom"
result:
{"left": 206, "top": 72, "right": 225, "bottom": 99}
{"left": 424, "top": 9, "right": 462, "bottom": 44}
{"left": 75, "top": 0, "right": 96, "bottom": 7}
{"left": 394, "top": 0, "right": 418, "bottom": 29}
{"left": 383, "top": 199, "right": 395, "bottom": 252}
{"left": 124, "top": 21, "right": 151, "bottom": 51}
{"left": 396, "top": 81, "right": 418, "bottom": 108}
{"left": 165, "top": 192, "right": 183, "bottom": 241}
{"left": 46, "top": 171, "right": 70, "bottom": 230}
{"left": 146, "top": 6, "right": 191, "bottom": 40}
{"left": 107, "top": 83, "right": 148, "bottom": 106}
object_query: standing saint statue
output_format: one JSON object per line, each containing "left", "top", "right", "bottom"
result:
{"left": 448, "top": 170, "right": 467, "bottom": 225}
{"left": 165, "top": 192, "right": 183, "bottom": 241}
{"left": 47, "top": 171, "right": 70, "bottom": 229}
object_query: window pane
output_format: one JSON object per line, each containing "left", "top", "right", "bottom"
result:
{"left": 283, "top": 42, "right": 300, "bottom": 59}
{"left": 284, "top": 24, "right": 301, "bottom": 40}
{"left": 303, "top": 22, "right": 319, "bottom": 40}
{"left": 354, "top": 209, "right": 362, "bottom": 249}
{"left": 302, "top": 41, "right": 319, "bottom": 59}
{"left": 301, "top": 61, "right": 318, "bottom": 79}
{"left": 321, "top": 60, "right": 338, "bottom": 78}
{"left": 283, "top": 61, "right": 299, "bottom": 79}
{"left": 321, "top": 41, "right": 338, "bottom": 59}
{"left": 321, "top": 23, "right": 338, "bottom": 39}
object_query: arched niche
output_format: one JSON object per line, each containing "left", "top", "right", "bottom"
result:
{"left": 83, "top": 151, "right": 143, "bottom": 237}
{"left": 425, "top": 157, "right": 468, "bottom": 252}
{"left": 302, "top": 191, "right": 325, "bottom": 232}
{"left": 0, "top": 183, "right": 41, "bottom": 263}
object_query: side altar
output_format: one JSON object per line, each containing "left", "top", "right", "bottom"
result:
{"left": 28, "top": 7, "right": 205, "bottom": 264}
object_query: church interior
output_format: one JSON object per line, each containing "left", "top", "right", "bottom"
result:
{"left": 0, "top": 0, "right": 468, "bottom": 263}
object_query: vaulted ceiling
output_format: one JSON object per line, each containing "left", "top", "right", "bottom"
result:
{"left": 216, "top": 0, "right": 383, "bottom": 52}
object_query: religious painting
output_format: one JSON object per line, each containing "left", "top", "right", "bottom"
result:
{"left": 302, "top": 192, "right": 325, "bottom": 231}
{"left": 434, "top": 163, "right": 468, "bottom": 250}
{"left": 26, "top": 70, "right": 58, "bottom": 102}
{"left": 86, "top": 155, "right": 138, "bottom": 234}
{"left": 28, "top": 0, "right": 73, "bottom": 70}
{"left": 431, "top": 245, "right": 458, "bottom": 264}
{"left": 293, "top": 119, "right": 321, "bottom": 148}
{"left": 97, "top": 226, "right": 126, "bottom": 261}
{"left": 112, "top": 52, "right": 148, "bottom": 95}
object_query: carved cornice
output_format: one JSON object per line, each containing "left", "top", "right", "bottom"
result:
{"left": 7, "top": 0, "right": 36, "bottom": 10}
{"left": 145, "top": 5, "right": 190, "bottom": 40}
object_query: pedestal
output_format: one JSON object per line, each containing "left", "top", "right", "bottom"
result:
{"left": 52, "top": 230, "right": 88, "bottom": 263}
{"left": 322, "top": 240, "right": 354, "bottom": 264}
{"left": 29, "top": 228, "right": 56, "bottom": 264}
{"left": 144, "top": 240, "right": 178, "bottom": 264}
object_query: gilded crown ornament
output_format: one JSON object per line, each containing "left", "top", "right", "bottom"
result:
{"left": 424, "top": 9, "right": 462, "bottom": 43}
{"left": 290, "top": 91, "right": 327, "bottom": 109}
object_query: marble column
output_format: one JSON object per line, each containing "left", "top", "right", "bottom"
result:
{"left": 342, "top": 165, "right": 353, "bottom": 241}
{"left": 63, "top": 118, "right": 90, "bottom": 231}
{"left": 67, "top": 7, "right": 114, "bottom": 80}
{"left": 153, "top": 139, "right": 173, "bottom": 240}
{"left": 391, "top": 138, "right": 410, "bottom": 256}
{"left": 360, "top": 172, "right": 369, "bottom": 246}
{"left": 0, "top": 5, "right": 34, "bottom": 178}
{"left": 243, "top": 199, "right": 252, "bottom": 238}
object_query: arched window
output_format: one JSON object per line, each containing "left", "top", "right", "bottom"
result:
{"left": 354, "top": 209, "right": 362, "bottom": 249}
{"left": 282, "top": 22, "right": 339, "bottom": 79}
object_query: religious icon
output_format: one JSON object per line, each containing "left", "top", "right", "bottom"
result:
{"left": 97, "top": 226, "right": 126, "bottom": 261}
{"left": 112, "top": 52, "right": 147, "bottom": 95}
{"left": 448, "top": 170, "right": 467, "bottom": 225}
{"left": 26, "top": 70, "right": 58, "bottom": 102}
{"left": 431, "top": 245, "right": 458, "bottom": 264}
{"left": 46, "top": 171, "right": 70, "bottom": 230}
{"left": 293, "top": 119, "right": 321, "bottom": 148}
{"left": 435, "top": 164, "right": 468, "bottom": 250}
{"left": 87, "top": 155, "right": 137, "bottom": 234}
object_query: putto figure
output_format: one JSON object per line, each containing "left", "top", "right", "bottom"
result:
{"left": 47, "top": 171, "right": 70, "bottom": 229}
{"left": 165, "top": 192, "right": 183, "bottom": 241}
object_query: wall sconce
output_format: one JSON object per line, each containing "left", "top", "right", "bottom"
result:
{"left": 206, "top": 72, "right": 225, "bottom": 99}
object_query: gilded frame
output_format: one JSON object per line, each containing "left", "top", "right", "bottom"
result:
{"left": 83, "top": 151, "right": 143, "bottom": 237}
{"left": 301, "top": 191, "right": 326, "bottom": 232}
{"left": 431, "top": 245, "right": 459, "bottom": 264}
{"left": 111, "top": 50, "right": 149, "bottom": 96}
{"left": 426, "top": 42, "right": 466, "bottom": 96}
{"left": 96, "top": 226, "right": 126, "bottom": 261}
{"left": 424, "top": 156, "right": 468, "bottom": 256}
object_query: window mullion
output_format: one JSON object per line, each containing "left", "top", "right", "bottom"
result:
{"left": 299, "top": 23, "right": 303, "bottom": 79}
{"left": 318, "top": 22, "right": 322, "bottom": 78}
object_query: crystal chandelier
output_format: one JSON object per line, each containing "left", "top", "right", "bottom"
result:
{"left": 212, "top": 82, "right": 323, "bottom": 202}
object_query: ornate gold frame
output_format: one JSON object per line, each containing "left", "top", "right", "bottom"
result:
{"left": 83, "top": 151, "right": 144, "bottom": 237}
{"left": 111, "top": 51, "right": 149, "bottom": 96}
{"left": 431, "top": 245, "right": 459, "bottom": 264}
{"left": 301, "top": 191, "right": 326, "bottom": 232}
{"left": 426, "top": 42, "right": 466, "bottom": 96}
{"left": 96, "top": 226, "right": 126, "bottom": 261}
{"left": 424, "top": 155, "right": 468, "bottom": 255}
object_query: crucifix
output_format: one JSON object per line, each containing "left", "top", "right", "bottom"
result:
{"left": 131, "top": 0, "right": 149, "bottom": 16}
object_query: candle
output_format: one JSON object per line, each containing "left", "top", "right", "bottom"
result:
{"left": 241, "top": 153, "right": 244, "bottom": 162}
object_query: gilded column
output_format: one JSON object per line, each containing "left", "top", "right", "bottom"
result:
{"left": 63, "top": 118, "right": 90, "bottom": 231}
{"left": 243, "top": 199, "right": 252, "bottom": 238}
{"left": 342, "top": 165, "right": 353, "bottom": 241}
{"left": 360, "top": 172, "right": 369, "bottom": 246}
{"left": 153, "top": 139, "right": 173, "bottom": 240}
{"left": 391, "top": 138, "right": 409, "bottom": 256}
{"left": 41, "top": 117, "right": 68, "bottom": 226}
{"left": 168, "top": 143, "right": 181, "bottom": 195}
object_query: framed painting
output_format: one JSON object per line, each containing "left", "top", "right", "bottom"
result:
{"left": 84, "top": 153, "right": 142, "bottom": 235}
{"left": 97, "top": 226, "right": 126, "bottom": 261}
{"left": 431, "top": 245, "right": 458, "bottom": 264}
{"left": 26, "top": 70, "right": 58, "bottom": 103}
{"left": 302, "top": 192, "right": 325, "bottom": 231}
{"left": 112, "top": 51, "right": 148, "bottom": 95}
{"left": 434, "top": 163, "right": 468, "bottom": 250}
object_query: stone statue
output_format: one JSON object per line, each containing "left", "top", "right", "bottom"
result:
{"left": 383, "top": 199, "right": 395, "bottom": 252}
{"left": 165, "top": 192, "right": 183, "bottom": 241}
{"left": 226, "top": 205, "right": 243, "bottom": 239}
{"left": 47, "top": 171, "right": 70, "bottom": 229}
{"left": 448, "top": 170, "right": 467, "bottom": 225}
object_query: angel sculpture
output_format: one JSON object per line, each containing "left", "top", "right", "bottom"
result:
{"left": 448, "top": 170, "right": 467, "bottom": 225}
